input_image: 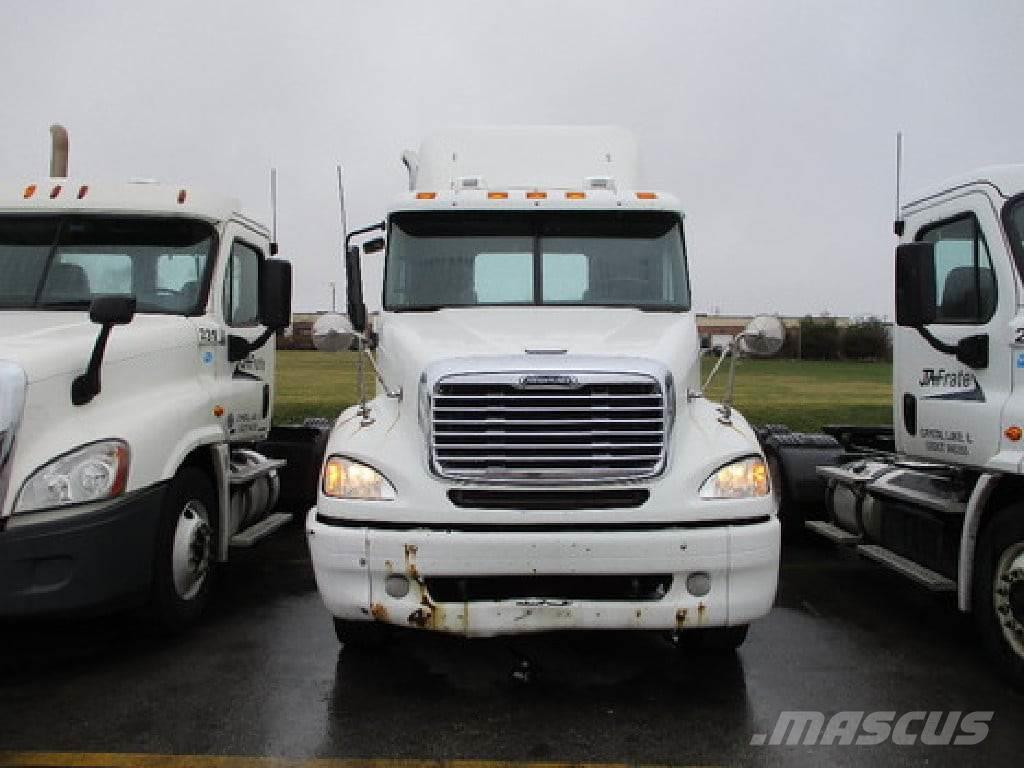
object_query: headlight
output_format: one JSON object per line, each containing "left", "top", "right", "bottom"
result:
{"left": 699, "top": 456, "right": 770, "bottom": 499}
{"left": 322, "top": 456, "right": 396, "bottom": 500}
{"left": 15, "top": 439, "right": 129, "bottom": 514}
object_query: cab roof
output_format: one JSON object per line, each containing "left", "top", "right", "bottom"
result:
{"left": 0, "top": 178, "right": 266, "bottom": 233}
{"left": 904, "top": 164, "right": 1024, "bottom": 210}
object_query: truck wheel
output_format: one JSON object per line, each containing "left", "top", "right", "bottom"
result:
{"left": 676, "top": 624, "right": 749, "bottom": 653}
{"left": 974, "top": 506, "right": 1024, "bottom": 690}
{"left": 333, "top": 618, "right": 393, "bottom": 652}
{"left": 152, "top": 467, "right": 216, "bottom": 631}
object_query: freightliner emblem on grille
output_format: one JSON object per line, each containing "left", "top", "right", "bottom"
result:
{"left": 517, "top": 374, "right": 581, "bottom": 389}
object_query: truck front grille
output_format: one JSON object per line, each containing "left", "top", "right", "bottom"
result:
{"left": 430, "top": 373, "right": 668, "bottom": 483}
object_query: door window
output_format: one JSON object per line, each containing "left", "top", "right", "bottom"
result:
{"left": 917, "top": 215, "right": 996, "bottom": 324}
{"left": 224, "top": 241, "right": 262, "bottom": 327}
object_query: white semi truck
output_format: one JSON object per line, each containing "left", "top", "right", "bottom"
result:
{"left": 307, "top": 126, "right": 784, "bottom": 648}
{"left": 0, "top": 127, "right": 320, "bottom": 628}
{"left": 766, "top": 164, "right": 1024, "bottom": 688}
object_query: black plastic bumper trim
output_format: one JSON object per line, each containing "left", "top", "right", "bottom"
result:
{"left": 313, "top": 513, "right": 772, "bottom": 533}
{"left": 0, "top": 484, "right": 166, "bottom": 617}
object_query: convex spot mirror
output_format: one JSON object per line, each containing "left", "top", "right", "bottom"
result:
{"left": 89, "top": 295, "right": 136, "bottom": 326}
{"left": 737, "top": 315, "right": 785, "bottom": 357}
{"left": 313, "top": 312, "right": 358, "bottom": 353}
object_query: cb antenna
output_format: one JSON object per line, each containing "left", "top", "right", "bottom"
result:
{"left": 269, "top": 168, "right": 279, "bottom": 255}
{"left": 893, "top": 131, "right": 904, "bottom": 237}
{"left": 336, "top": 165, "right": 347, "bottom": 254}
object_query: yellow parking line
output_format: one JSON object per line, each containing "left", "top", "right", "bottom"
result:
{"left": 0, "top": 752, "right": 712, "bottom": 768}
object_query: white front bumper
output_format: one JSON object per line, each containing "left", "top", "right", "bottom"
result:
{"left": 306, "top": 513, "right": 780, "bottom": 637}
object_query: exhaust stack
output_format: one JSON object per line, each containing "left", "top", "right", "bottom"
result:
{"left": 49, "top": 124, "right": 69, "bottom": 178}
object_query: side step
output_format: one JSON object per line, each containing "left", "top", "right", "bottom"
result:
{"left": 856, "top": 544, "right": 956, "bottom": 592}
{"left": 805, "top": 520, "right": 862, "bottom": 544}
{"left": 231, "top": 512, "right": 292, "bottom": 547}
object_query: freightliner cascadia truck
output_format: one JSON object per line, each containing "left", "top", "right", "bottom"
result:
{"left": 307, "top": 126, "right": 785, "bottom": 648}
{"left": 765, "top": 163, "right": 1024, "bottom": 688}
{"left": 0, "top": 126, "right": 320, "bottom": 628}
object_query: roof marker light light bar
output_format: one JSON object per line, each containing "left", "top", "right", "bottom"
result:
{"left": 416, "top": 191, "right": 437, "bottom": 200}
{"left": 23, "top": 185, "right": 37, "bottom": 199}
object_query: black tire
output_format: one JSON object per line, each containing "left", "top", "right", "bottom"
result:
{"left": 973, "top": 505, "right": 1024, "bottom": 690}
{"left": 152, "top": 466, "right": 217, "bottom": 632}
{"left": 676, "top": 624, "right": 749, "bottom": 652}
{"left": 333, "top": 618, "right": 393, "bottom": 652}
{"left": 766, "top": 450, "right": 805, "bottom": 540}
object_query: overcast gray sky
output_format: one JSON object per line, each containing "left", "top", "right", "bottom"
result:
{"left": 2, "top": 1, "right": 1021, "bottom": 316}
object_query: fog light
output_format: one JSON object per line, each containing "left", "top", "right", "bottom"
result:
{"left": 385, "top": 574, "right": 410, "bottom": 598}
{"left": 686, "top": 572, "right": 711, "bottom": 597}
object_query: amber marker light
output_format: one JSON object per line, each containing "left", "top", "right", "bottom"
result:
{"left": 77, "top": 185, "right": 89, "bottom": 199}
{"left": 1006, "top": 426, "right": 1022, "bottom": 441}
{"left": 565, "top": 191, "right": 586, "bottom": 199}
{"left": 415, "top": 191, "right": 437, "bottom": 200}
{"left": 526, "top": 191, "right": 547, "bottom": 200}
{"left": 177, "top": 189, "right": 188, "bottom": 204}
{"left": 22, "top": 184, "right": 37, "bottom": 199}
{"left": 487, "top": 191, "right": 509, "bottom": 199}
{"left": 635, "top": 192, "right": 658, "bottom": 200}
{"left": 49, "top": 185, "right": 62, "bottom": 199}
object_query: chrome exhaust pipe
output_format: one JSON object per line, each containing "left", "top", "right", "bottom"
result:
{"left": 49, "top": 124, "right": 69, "bottom": 178}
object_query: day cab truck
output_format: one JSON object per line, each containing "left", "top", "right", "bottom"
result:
{"left": 765, "top": 164, "right": 1024, "bottom": 688}
{"left": 0, "top": 126, "right": 313, "bottom": 628}
{"left": 307, "top": 126, "right": 785, "bottom": 648}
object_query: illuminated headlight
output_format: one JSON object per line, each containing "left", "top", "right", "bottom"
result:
{"left": 699, "top": 456, "right": 770, "bottom": 499}
{"left": 15, "top": 439, "right": 129, "bottom": 514}
{"left": 322, "top": 456, "right": 396, "bottom": 500}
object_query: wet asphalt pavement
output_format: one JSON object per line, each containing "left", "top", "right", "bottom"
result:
{"left": 0, "top": 518, "right": 1021, "bottom": 768}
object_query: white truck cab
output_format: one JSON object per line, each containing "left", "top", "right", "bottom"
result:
{"left": 307, "top": 127, "right": 782, "bottom": 647}
{"left": 0, "top": 131, "right": 301, "bottom": 627}
{"left": 785, "top": 164, "right": 1024, "bottom": 688}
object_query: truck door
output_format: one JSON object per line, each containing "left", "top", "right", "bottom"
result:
{"left": 217, "top": 228, "right": 274, "bottom": 442}
{"left": 895, "top": 192, "right": 1012, "bottom": 466}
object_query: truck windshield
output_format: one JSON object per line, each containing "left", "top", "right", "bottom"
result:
{"left": 384, "top": 211, "right": 690, "bottom": 311}
{"left": 0, "top": 215, "right": 215, "bottom": 314}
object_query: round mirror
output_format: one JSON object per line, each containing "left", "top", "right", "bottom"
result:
{"left": 738, "top": 315, "right": 785, "bottom": 357}
{"left": 312, "top": 312, "right": 357, "bottom": 353}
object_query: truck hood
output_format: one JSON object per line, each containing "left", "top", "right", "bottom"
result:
{"left": 376, "top": 307, "right": 701, "bottom": 393}
{"left": 0, "top": 311, "right": 194, "bottom": 383}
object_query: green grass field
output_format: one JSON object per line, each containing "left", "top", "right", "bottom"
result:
{"left": 274, "top": 349, "right": 893, "bottom": 433}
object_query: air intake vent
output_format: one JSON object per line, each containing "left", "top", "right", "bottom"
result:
{"left": 430, "top": 372, "right": 667, "bottom": 483}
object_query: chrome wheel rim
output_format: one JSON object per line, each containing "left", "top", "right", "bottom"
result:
{"left": 171, "top": 499, "right": 211, "bottom": 601}
{"left": 993, "top": 542, "right": 1024, "bottom": 659}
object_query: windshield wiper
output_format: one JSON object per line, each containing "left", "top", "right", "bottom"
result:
{"left": 37, "top": 300, "right": 94, "bottom": 309}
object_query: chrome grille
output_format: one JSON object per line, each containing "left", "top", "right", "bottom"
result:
{"left": 430, "top": 372, "right": 667, "bottom": 482}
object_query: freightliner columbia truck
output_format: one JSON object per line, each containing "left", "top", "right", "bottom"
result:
{"left": 308, "top": 126, "right": 785, "bottom": 648}
{"left": 765, "top": 163, "right": 1024, "bottom": 688}
{"left": 0, "top": 126, "right": 319, "bottom": 628}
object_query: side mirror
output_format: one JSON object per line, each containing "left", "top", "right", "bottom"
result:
{"left": 362, "top": 237, "right": 385, "bottom": 255}
{"left": 896, "top": 242, "right": 937, "bottom": 327}
{"left": 737, "top": 315, "right": 785, "bottom": 357}
{"left": 89, "top": 295, "right": 136, "bottom": 326}
{"left": 260, "top": 258, "right": 292, "bottom": 330}
{"left": 72, "top": 296, "right": 137, "bottom": 406}
{"left": 346, "top": 246, "right": 368, "bottom": 333}
{"left": 312, "top": 312, "right": 358, "bottom": 353}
